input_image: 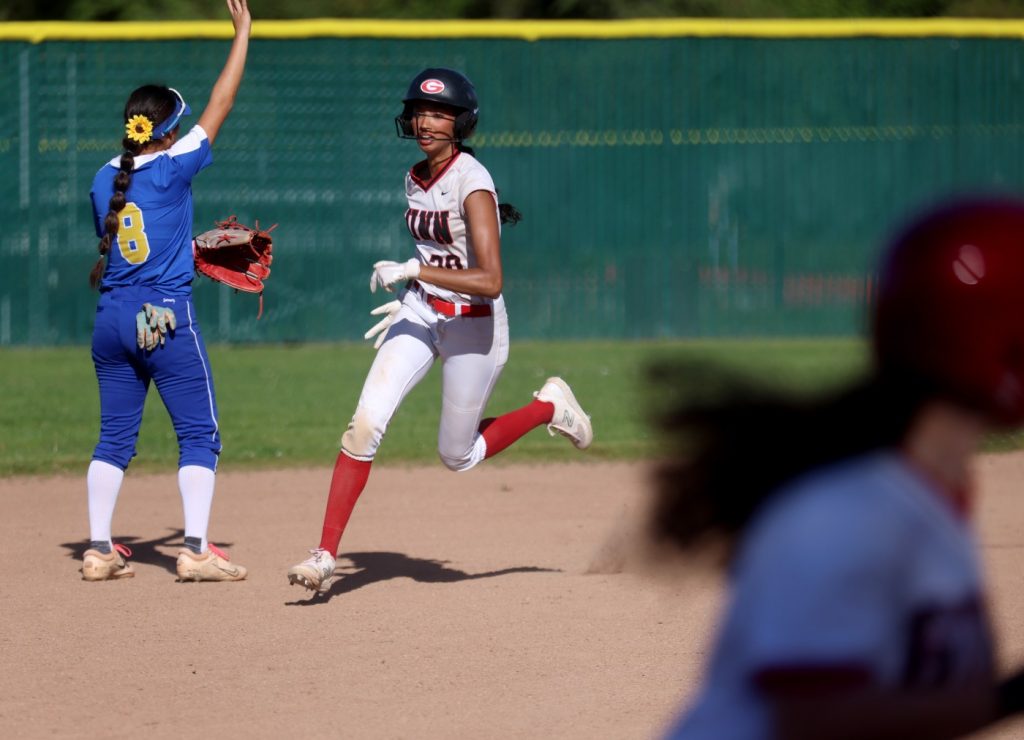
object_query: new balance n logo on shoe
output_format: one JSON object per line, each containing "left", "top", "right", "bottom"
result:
{"left": 534, "top": 376, "right": 593, "bottom": 450}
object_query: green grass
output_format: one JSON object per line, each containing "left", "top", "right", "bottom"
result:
{"left": 0, "top": 338, "right": 872, "bottom": 476}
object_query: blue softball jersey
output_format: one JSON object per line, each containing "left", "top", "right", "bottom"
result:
{"left": 89, "top": 123, "right": 222, "bottom": 472}
{"left": 669, "top": 452, "right": 989, "bottom": 739}
{"left": 90, "top": 125, "right": 213, "bottom": 295}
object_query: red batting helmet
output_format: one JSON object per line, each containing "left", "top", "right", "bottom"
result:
{"left": 873, "top": 197, "right": 1024, "bottom": 426}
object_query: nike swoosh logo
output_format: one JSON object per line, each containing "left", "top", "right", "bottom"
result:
{"left": 441, "top": 190, "right": 450, "bottom": 195}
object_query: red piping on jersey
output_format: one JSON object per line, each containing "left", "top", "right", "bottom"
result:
{"left": 753, "top": 663, "right": 872, "bottom": 696}
{"left": 409, "top": 151, "right": 461, "bottom": 192}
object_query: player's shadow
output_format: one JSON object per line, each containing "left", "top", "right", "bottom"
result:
{"left": 286, "top": 551, "right": 560, "bottom": 606}
{"left": 60, "top": 529, "right": 235, "bottom": 576}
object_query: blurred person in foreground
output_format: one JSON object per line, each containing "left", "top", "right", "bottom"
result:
{"left": 653, "top": 198, "right": 1024, "bottom": 739}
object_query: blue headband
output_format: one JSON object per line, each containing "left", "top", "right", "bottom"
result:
{"left": 152, "top": 88, "right": 191, "bottom": 140}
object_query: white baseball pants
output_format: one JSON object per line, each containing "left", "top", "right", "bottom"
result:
{"left": 340, "top": 290, "right": 509, "bottom": 471}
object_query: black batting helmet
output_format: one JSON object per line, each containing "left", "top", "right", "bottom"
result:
{"left": 394, "top": 68, "right": 479, "bottom": 142}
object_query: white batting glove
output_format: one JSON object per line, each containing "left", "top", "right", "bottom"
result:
{"left": 364, "top": 299, "right": 402, "bottom": 350}
{"left": 370, "top": 258, "right": 421, "bottom": 293}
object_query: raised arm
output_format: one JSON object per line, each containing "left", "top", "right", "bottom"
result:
{"left": 197, "top": 0, "right": 251, "bottom": 146}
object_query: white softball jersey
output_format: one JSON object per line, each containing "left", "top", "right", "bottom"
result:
{"left": 339, "top": 151, "right": 510, "bottom": 469}
{"left": 404, "top": 151, "right": 500, "bottom": 305}
{"left": 669, "top": 452, "right": 992, "bottom": 739}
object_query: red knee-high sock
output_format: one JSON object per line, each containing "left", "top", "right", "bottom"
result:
{"left": 318, "top": 452, "right": 373, "bottom": 555}
{"left": 480, "top": 399, "right": 555, "bottom": 460}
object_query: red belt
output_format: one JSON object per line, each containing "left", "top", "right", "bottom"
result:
{"left": 426, "top": 294, "right": 492, "bottom": 317}
{"left": 408, "top": 280, "right": 492, "bottom": 317}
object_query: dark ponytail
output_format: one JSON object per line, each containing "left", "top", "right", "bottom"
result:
{"left": 89, "top": 85, "right": 177, "bottom": 289}
{"left": 456, "top": 142, "right": 523, "bottom": 226}
{"left": 90, "top": 142, "right": 137, "bottom": 288}
{"left": 649, "top": 363, "right": 928, "bottom": 564}
{"left": 498, "top": 202, "right": 522, "bottom": 226}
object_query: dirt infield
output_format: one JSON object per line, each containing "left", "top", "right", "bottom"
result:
{"left": 3, "top": 458, "right": 1024, "bottom": 739}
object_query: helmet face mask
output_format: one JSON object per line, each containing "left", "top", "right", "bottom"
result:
{"left": 873, "top": 198, "right": 1024, "bottom": 426}
{"left": 395, "top": 68, "right": 479, "bottom": 142}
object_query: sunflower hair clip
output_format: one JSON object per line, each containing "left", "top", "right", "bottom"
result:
{"left": 125, "top": 114, "right": 154, "bottom": 144}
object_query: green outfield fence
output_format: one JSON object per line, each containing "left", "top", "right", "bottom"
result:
{"left": 2, "top": 19, "right": 1024, "bottom": 345}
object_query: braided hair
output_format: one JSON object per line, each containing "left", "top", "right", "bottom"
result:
{"left": 89, "top": 85, "right": 178, "bottom": 289}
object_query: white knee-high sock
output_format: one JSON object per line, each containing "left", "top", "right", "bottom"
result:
{"left": 87, "top": 460, "right": 125, "bottom": 546}
{"left": 178, "top": 465, "right": 215, "bottom": 552}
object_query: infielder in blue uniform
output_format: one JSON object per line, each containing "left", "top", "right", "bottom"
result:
{"left": 82, "top": 0, "right": 251, "bottom": 583}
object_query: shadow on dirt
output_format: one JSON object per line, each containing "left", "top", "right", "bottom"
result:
{"left": 60, "top": 529, "right": 236, "bottom": 576}
{"left": 286, "top": 550, "right": 560, "bottom": 606}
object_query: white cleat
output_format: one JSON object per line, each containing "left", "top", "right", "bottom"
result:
{"left": 534, "top": 376, "right": 593, "bottom": 450}
{"left": 82, "top": 543, "right": 135, "bottom": 581}
{"left": 287, "top": 548, "right": 336, "bottom": 592}
{"left": 175, "top": 544, "right": 247, "bottom": 582}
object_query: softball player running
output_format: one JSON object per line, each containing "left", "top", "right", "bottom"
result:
{"left": 81, "top": 0, "right": 251, "bottom": 583}
{"left": 653, "top": 199, "right": 1024, "bottom": 738}
{"left": 287, "top": 68, "right": 593, "bottom": 592}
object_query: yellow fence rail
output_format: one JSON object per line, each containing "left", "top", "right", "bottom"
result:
{"left": 4, "top": 18, "right": 1024, "bottom": 43}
